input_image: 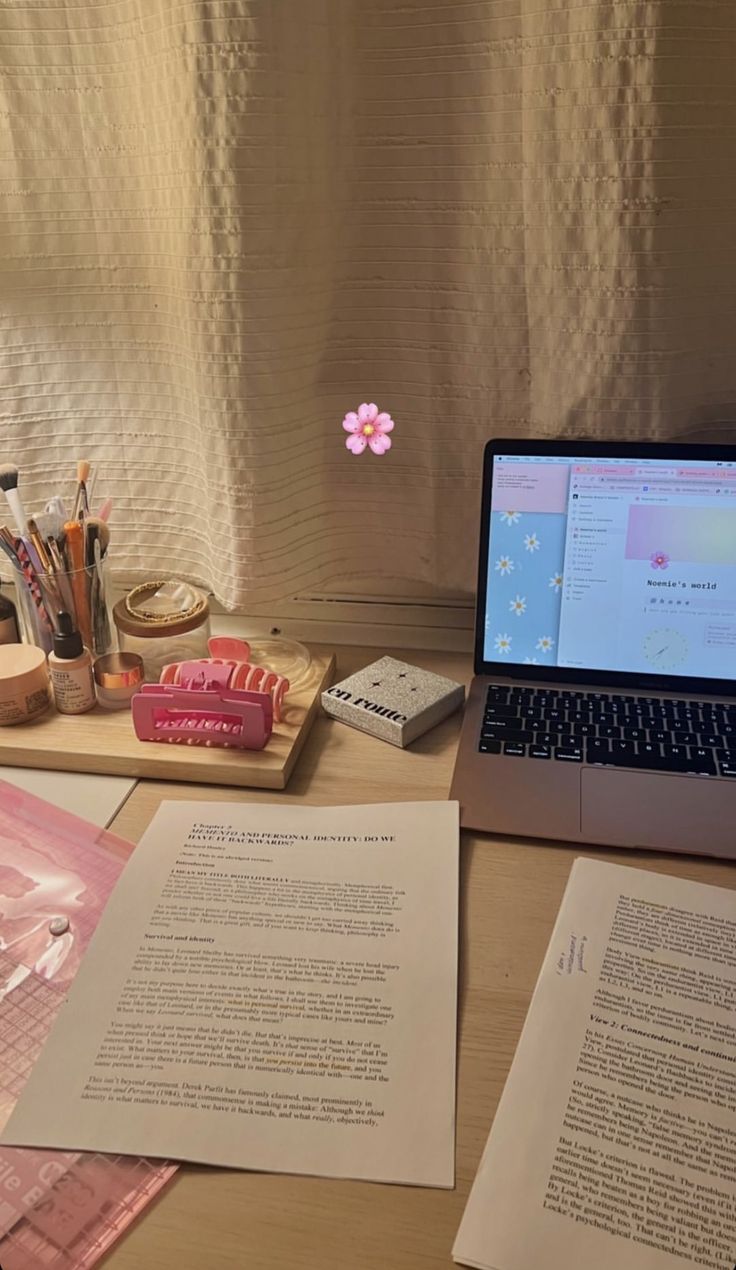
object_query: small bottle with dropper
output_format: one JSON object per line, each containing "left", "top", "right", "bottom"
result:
{"left": 47, "top": 611, "right": 97, "bottom": 714}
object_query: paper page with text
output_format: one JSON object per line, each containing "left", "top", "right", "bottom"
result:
{"left": 1, "top": 801, "right": 459, "bottom": 1188}
{"left": 454, "top": 858, "right": 736, "bottom": 1270}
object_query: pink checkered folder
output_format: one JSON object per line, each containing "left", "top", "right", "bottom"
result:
{"left": 0, "top": 779, "right": 176, "bottom": 1269}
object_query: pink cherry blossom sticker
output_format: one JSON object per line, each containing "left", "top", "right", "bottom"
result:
{"left": 650, "top": 551, "right": 670, "bottom": 570}
{"left": 342, "top": 403, "right": 395, "bottom": 455}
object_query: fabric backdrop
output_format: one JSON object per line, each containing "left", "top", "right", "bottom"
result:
{"left": 1, "top": 0, "right": 735, "bottom": 608}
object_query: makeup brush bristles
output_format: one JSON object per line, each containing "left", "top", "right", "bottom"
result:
{"left": 84, "top": 515, "right": 110, "bottom": 553}
{"left": 0, "top": 463, "right": 19, "bottom": 493}
{"left": 72, "top": 458, "right": 91, "bottom": 521}
{"left": 0, "top": 463, "right": 29, "bottom": 535}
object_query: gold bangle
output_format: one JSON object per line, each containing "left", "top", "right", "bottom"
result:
{"left": 124, "top": 580, "right": 207, "bottom": 626}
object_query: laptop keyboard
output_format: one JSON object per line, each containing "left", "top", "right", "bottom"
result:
{"left": 479, "top": 685, "right": 736, "bottom": 777}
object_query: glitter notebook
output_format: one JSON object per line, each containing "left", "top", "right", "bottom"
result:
{"left": 0, "top": 780, "right": 176, "bottom": 1269}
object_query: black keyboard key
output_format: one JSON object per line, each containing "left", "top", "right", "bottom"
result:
{"left": 685, "top": 741, "right": 715, "bottom": 772}
{"left": 534, "top": 732, "right": 555, "bottom": 746}
{"left": 569, "top": 710, "right": 593, "bottom": 723}
{"left": 482, "top": 718, "right": 525, "bottom": 735}
{"left": 484, "top": 705, "right": 521, "bottom": 720}
{"left": 586, "top": 740, "right": 611, "bottom": 763}
{"left": 597, "top": 713, "right": 616, "bottom": 726}
{"left": 663, "top": 744, "right": 688, "bottom": 760}
{"left": 700, "top": 734, "right": 721, "bottom": 749}
{"left": 637, "top": 742, "right": 662, "bottom": 758}
{"left": 651, "top": 730, "right": 671, "bottom": 745}
{"left": 674, "top": 732, "right": 698, "bottom": 746}
{"left": 717, "top": 748, "right": 736, "bottom": 762}
{"left": 479, "top": 740, "right": 502, "bottom": 754}
{"left": 611, "top": 741, "right": 637, "bottom": 761}
{"left": 487, "top": 688, "right": 509, "bottom": 702}
{"left": 720, "top": 763, "right": 736, "bottom": 777}
{"left": 571, "top": 722, "right": 596, "bottom": 737}
{"left": 600, "top": 725, "right": 622, "bottom": 739}
{"left": 503, "top": 743, "right": 526, "bottom": 757}
{"left": 555, "top": 746, "right": 583, "bottom": 762}
{"left": 586, "top": 693, "right": 609, "bottom": 702}
{"left": 482, "top": 727, "right": 534, "bottom": 745}
{"left": 529, "top": 745, "right": 551, "bottom": 759}
{"left": 623, "top": 727, "right": 646, "bottom": 742}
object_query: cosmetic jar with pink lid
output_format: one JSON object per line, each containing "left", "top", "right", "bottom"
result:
{"left": 93, "top": 652, "right": 144, "bottom": 710}
{"left": 0, "top": 643, "right": 52, "bottom": 724}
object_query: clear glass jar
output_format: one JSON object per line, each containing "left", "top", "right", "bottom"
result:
{"left": 113, "top": 580, "right": 210, "bottom": 682}
{"left": 12, "top": 555, "right": 114, "bottom": 657}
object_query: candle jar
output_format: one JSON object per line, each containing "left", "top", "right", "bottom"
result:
{"left": 113, "top": 580, "right": 210, "bottom": 683}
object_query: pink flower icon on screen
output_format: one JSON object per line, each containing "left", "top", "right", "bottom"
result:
{"left": 342, "top": 403, "right": 394, "bottom": 455}
{"left": 650, "top": 551, "right": 670, "bottom": 570}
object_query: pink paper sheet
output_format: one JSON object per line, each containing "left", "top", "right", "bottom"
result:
{"left": 0, "top": 779, "right": 176, "bottom": 1268}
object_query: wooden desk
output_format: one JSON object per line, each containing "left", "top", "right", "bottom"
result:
{"left": 101, "top": 646, "right": 736, "bottom": 1270}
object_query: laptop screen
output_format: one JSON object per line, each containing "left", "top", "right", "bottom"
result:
{"left": 482, "top": 452, "right": 736, "bottom": 681}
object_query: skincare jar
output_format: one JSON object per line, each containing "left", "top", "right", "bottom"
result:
{"left": 0, "top": 643, "right": 53, "bottom": 725}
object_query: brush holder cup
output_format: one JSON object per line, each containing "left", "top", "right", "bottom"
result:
{"left": 12, "top": 554, "right": 114, "bottom": 657}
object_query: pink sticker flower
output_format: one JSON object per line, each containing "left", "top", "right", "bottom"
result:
{"left": 650, "top": 551, "right": 670, "bottom": 570}
{"left": 342, "top": 402, "right": 394, "bottom": 455}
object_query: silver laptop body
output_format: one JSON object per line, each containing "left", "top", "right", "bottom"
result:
{"left": 449, "top": 439, "right": 736, "bottom": 859}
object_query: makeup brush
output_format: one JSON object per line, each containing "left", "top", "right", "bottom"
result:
{"left": 97, "top": 496, "right": 113, "bottom": 523}
{"left": 64, "top": 519, "right": 93, "bottom": 647}
{"left": 84, "top": 515, "right": 110, "bottom": 564}
{"left": 27, "top": 517, "right": 54, "bottom": 574}
{"left": 0, "top": 464, "right": 29, "bottom": 536}
{"left": 0, "top": 525, "right": 19, "bottom": 568}
{"left": 71, "top": 459, "right": 91, "bottom": 522}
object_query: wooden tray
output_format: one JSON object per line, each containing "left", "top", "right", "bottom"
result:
{"left": 0, "top": 652, "right": 335, "bottom": 790}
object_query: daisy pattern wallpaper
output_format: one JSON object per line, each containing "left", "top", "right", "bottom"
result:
{"left": 484, "top": 510, "right": 567, "bottom": 664}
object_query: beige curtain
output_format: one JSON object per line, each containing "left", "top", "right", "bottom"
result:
{"left": 1, "top": 1, "right": 735, "bottom": 609}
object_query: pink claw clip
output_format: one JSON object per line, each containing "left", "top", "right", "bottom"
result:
{"left": 131, "top": 684, "right": 273, "bottom": 749}
{"left": 160, "top": 636, "right": 290, "bottom": 722}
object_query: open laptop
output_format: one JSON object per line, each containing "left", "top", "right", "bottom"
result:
{"left": 449, "top": 439, "right": 736, "bottom": 857}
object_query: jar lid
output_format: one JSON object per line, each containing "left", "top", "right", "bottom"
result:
{"left": 0, "top": 642, "right": 48, "bottom": 690}
{"left": 113, "top": 581, "right": 210, "bottom": 639}
{"left": 94, "top": 652, "right": 145, "bottom": 689}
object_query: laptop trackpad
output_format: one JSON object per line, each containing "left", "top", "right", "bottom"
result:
{"left": 581, "top": 768, "right": 730, "bottom": 856}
